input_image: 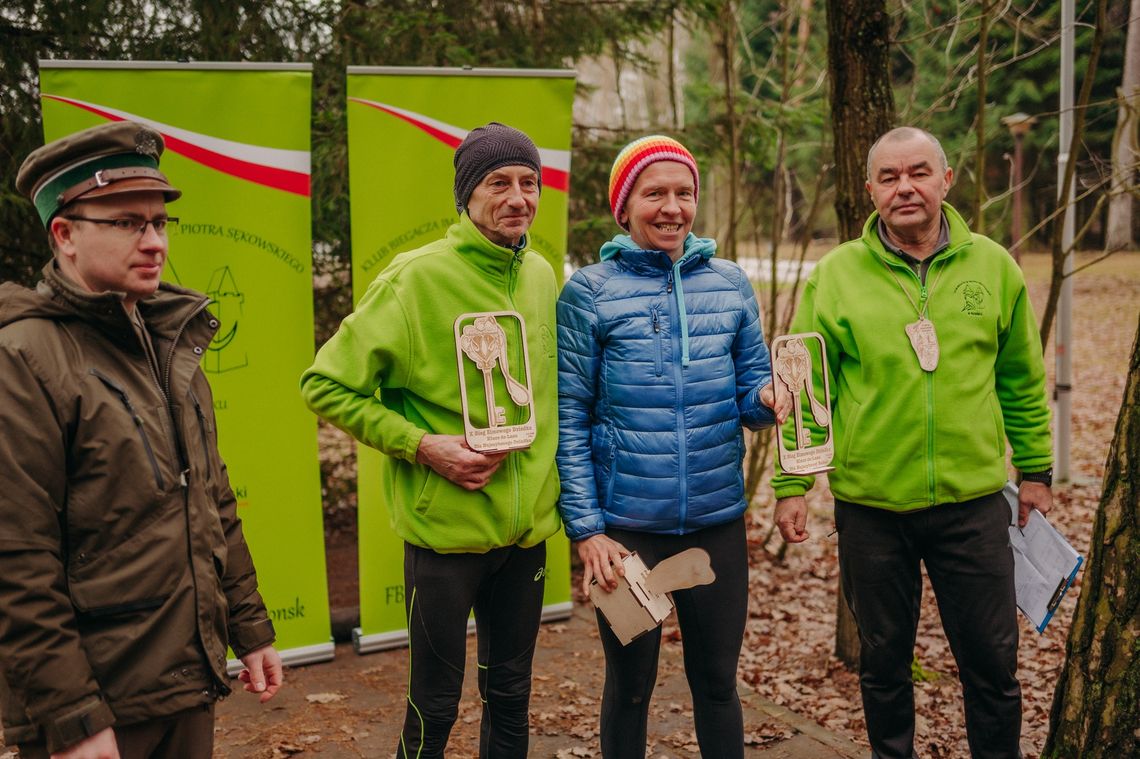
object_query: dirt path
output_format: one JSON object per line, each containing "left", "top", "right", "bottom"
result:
{"left": 214, "top": 603, "right": 864, "bottom": 758}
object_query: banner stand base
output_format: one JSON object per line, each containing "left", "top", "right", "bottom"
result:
{"left": 540, "top": 601, "right": 573, "bottom": 623}
{"left": 353, "top": 601, "right": 574, "bottom": 656}
{"left": 352, "top": 626, "right": 408, "bottom": 655}
{"left": 226, "top": 640, "right": 336, "bottom": 676}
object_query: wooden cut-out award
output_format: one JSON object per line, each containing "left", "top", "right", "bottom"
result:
{"left": 454, "top": 311, "right": 536, "bottom": 452}
{"left": 589, "top": 548, "right": 716, "bottom": 646}
{"left": 772, "top": 332, "right": 834, "bottom": 475}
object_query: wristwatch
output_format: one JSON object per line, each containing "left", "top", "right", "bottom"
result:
{"left": 1020, "top": 468, "right": 1053, "bottom": 487}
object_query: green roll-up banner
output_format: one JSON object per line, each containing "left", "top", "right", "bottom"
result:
{"left": 38, "top": 61, "right": 333, "bottom": 669}
{"left": 345, "top": 66, "right": 575, "bottom": 653}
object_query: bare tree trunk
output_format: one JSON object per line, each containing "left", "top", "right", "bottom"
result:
{"left": 1106, "top": 0, "right": 1140, "bottom": 252}
{"left": 769, "top": 3, "right": 793, "bottom": 343}
{"left": 834, "top": 593, "right": 861, "bottom": 671}
{"left": 719, "top": 0, "right": 740, "bottom": 262}
{"left": 974, "top": 0, "right": 991, "bottom": 231}
{"left": 825, "top": 0, "right": 896, "bottom": 668}
{"left": 667, "top": 5, "right": 681, "bottom": 131}
{"left": 826, "top": 0, "right": 895, "bottom": 241}
{"left": 780, "top": 161, "right": 830, "bottom": 333}
{"left": 769, "top": 146, "right": 787, "bottom": 341}
{"left": 792, "top": 0, "right": 814, "bottom": 90}
{"left": 612, "top": 41, "right": 629, "bottom": 133}
{"left": 1043, "top": 312, "right": 1140, "bottom": 758}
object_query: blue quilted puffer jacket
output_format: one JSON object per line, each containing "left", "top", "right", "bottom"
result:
{"left": 556, "top": 233, "right": 775, "bottom": 539}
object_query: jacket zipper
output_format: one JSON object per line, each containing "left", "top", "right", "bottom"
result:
{"left": 882, "top": 243, "right": 969, "bottom": 507}
{"left": 651, "top": 308, "right": 664, "bottom": 376}
{"left": 167, "top": 299, "right": 229, "bottom": 687}
{"left": 159, "top": 300, "right": 210, "bottom": 487}
{"left": 908, "top": 260, "right": 939, "bottom": 506}
{"left": 668, "top": 274, "right": 688, "bottom": 530}
{"left": 920, "top": 278, "right": 936, "bottom": 505}
{"left": 507, "top": 251, "right": 524, "bottom": 541}
{"left": 89, "top": 368, "right": 166, "bottom": 490}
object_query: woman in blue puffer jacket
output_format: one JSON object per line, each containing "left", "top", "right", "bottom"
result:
{"left": 557, "top": 135, "right": 788, "bottom": 758}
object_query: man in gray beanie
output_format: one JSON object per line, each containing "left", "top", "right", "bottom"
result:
{"left": 450, "top": 121, "right": 543, "bottom": 250}
{"left": 303, "top": 121, "right": 559, "bottom": 758}
{"left": 452, "top": 121, "right": 542, "bottom": 216}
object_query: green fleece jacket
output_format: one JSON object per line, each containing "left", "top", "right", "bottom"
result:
{"left": 301, "top": 214, "right": 561, "bottom": 552}
{"left": 771, "top": 203, "right": 1052, "bottom": 510}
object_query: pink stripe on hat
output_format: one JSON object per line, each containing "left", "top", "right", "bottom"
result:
{"left": 608, "top": 135, "right": 699, "bottom": 229}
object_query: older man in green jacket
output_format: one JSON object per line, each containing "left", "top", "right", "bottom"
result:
{"left": 302, "top": 122, "right": 559, "bottom": 759}
{"left": 771, "top": 127, "right": 1053, "bottom": 759}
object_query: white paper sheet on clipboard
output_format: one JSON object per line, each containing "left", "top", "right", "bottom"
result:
{"left": 1003, "top": 481, "right": 1083, "bottom": 633}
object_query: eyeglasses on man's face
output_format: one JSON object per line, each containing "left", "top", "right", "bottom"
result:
{"left": 63, "top": 215, "right": 179, "bottom": 237}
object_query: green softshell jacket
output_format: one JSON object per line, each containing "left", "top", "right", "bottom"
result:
{"left": 0, "top": 264, "right": 274, "bottom": 752}
{"left": 301, "top": 214, "right": 561, "bottom": 552}
{"left": 770, "top": 203, "right": 1053, "bottom": 510}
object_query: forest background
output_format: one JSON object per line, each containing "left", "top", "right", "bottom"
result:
{"left": 1, "top": 2, "right": 1136, "bottom": 757}
{"left": 1, "top": 1, "right": 1131, "bottom": 300}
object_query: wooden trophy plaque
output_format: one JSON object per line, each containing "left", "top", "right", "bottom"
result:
{"left": 772, "top": 332, "right": 835, "bottom": 475}
{"left": 589, "top": 548, "right": 716, "bottom": 646}
{"left": 454, "top": 311, "right": 537, "bottom": 452}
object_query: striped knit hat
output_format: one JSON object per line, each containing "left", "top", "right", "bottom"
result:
{"left": 608, "top": 135, "right": 699, "bottom": 229}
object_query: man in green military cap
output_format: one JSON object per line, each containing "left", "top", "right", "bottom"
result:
{"left": 0, "top": 121, "right": 283, "bottom": 759}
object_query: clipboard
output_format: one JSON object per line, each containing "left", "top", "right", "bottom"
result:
{"left": 1003, "top": 482, "right": 1083, "bottom": 633}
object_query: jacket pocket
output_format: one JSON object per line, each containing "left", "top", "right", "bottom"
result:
{"left": 210, "top": 523, "right": 229, "bottom": 580}
{"left": 591, "top": 423, "right": 617, "bottom": 509}
{"left": 736, "top": 434, "right": 746, "bottom": 490}
{"left": 78, "top": 596, "right": 168, "bottom": 619}
{"left": 986, "top": 391, "right": 1005, "bottom": 459}
{"left": 68, "top": 506, "right": 182, "bottom": 617}
{"left": 413, "top": 468, "right": 442, "bottom": 514}
{"left": 651, "top": 308, "right": 664, "bottom": 377}
{"left": 604, "top": 458, "right": 618, "bottom": 509}
{"left": 89, "top": 368, "right": 165, "bottom": 491}
{"left": 188, "top": 388, "right": 214, "bottom": 482}
{"left": 839, "top": 397, "right": 864, "bottom": 470}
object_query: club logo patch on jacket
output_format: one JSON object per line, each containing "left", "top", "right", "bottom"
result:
{"left": 955, "top": 280, "right": 990, "bottom": 317}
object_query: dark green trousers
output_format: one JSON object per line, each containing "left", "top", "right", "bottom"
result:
{"left": 19, "top": 703, "right": 214, "bottom": 759}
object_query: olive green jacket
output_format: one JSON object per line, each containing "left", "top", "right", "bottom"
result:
{"left": 0, "top": 264, "right": 274, "bottom": 752}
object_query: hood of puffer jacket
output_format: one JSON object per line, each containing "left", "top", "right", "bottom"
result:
{"left": 598, "top": 231, "right": 717, "bottom": 263}
{"left": 597, "top": 233, "right": 718, "bottom": 367}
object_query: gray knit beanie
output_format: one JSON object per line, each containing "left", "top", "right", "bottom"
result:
{"left": 453, "top": 122, "right": 542, "bottom": 213}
